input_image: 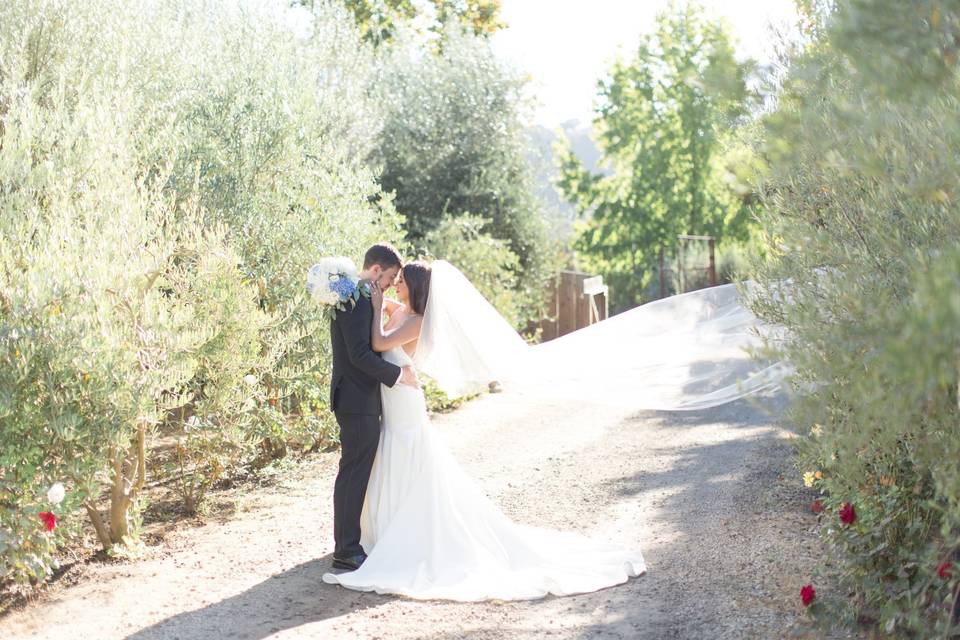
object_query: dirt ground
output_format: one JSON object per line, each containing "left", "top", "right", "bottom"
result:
{"left": 1, "top": 385, "right": 850, "bottom": 639}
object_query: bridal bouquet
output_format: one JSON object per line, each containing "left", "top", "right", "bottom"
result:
{"left": 306, "top": 257, "right": 367, "bottom": 313}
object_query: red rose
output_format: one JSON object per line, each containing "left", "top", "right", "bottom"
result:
{"left": 800, "top": 584, "right": 816, "bottom": 607}
{"left": 811, "top": 499, "right": 824, "bottom": 514}
{"left": 39, "top": 511, "right": 56, "bottom": 532}
{"left": 938, "top": 562, "right": 953, "bottom": 579}
{"left": 839, "top": 502, "right": 856, "bottom": 525}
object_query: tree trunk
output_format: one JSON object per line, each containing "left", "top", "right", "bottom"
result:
{"left": 101, "top": 422, "right": 148, "bottom": 550}
{"left": 84, "top": 502, "right": 112, "bottom": 550}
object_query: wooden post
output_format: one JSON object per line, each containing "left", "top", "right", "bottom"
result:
{"left": 659, "top": 247, "right": 666, "bottom": 299}
{"left": 559, "top": 271, "right": 578, "bottom": 337}
{"left": 677, "top": 241, "right": 684, "bottom": 294}
{"left": 582, "top": 276, "right": 606, "bottom": 326}
{"left": 575, "top": 273, "right": 590, "bottom": 331}
{"left": 708, "top": 238, "right": 717, "bottom": 287}
{"left": 541, "top": 274, "right": 558, "bottom": 341}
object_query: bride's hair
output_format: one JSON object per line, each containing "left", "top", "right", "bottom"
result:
{"left": 403, "top": 261, "right": 432, "bottom": 315}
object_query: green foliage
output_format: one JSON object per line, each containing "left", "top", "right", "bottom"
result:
{"left": 295, "top": 0, "right": 504, "bottom": 46}
{"left": 164, "top": 235, "right": 273, "bottom": 514}
{"left": 556, "top": 3, "right": 758, "bottom": 310}
{"left": 0, "top": 0, "right": 400, "bottom": 585}
{"left": 374, "top": 27, "right": 553, "bottom": 323}
{"left": 750, "top": 0, "right": 960, "bottom": 633}
{"left": 423, "top": 214, "right": 521, "bottom": 326}
{"left": 422, "top": 376, "right": 473, "bottom": 414}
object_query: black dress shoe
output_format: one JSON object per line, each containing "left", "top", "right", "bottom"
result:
{"left": 332, "top": 552, "right": 367, "bottom": 571}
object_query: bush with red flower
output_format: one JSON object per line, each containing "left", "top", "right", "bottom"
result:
{"left": 937, "top": 562, "right": 953, "bottom": 580}
{"left": 838, "top": 503, "right": 856, "bottom": 526}
{"left": 750, "top": 3, "right": 960, "bottom": 634}
{"left": 38, "top": 512, "right": 57, "bottom": 532}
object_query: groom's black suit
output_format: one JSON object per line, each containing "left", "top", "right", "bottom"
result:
{"left": 330, "top": 292, "right": 401, "bottom": 558}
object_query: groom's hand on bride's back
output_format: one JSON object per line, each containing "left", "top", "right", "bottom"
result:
{"left": 400, "top": 366, "right": 420, "bottom": 389}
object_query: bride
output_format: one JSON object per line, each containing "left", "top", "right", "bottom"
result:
{"left": 321, "top": 259, "right": 646, "bottom": 601}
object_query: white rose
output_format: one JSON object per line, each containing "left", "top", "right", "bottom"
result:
{"left": 319, "top": 257, "right": 338, "bottom": 275}
{"left": 46, "top": 483, "right": 65, "bottom": 505}
{"left": 321, "top": 286, "right": 341, "bottom": 306}
{"left": 243, "top": 374, "right": 257, "bottom": 386}
{"left": 307, "top": 263, "right": 328, "bottom": 294}
{"left": 334, "top": 256, "right": 358, "bottom": 278}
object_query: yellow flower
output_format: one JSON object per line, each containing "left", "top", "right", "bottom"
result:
{"left": 803, "top": 472, "right": 816, "bottom": 488}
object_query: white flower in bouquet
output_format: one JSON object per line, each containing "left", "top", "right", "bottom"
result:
{"left": 333, "top": 256, "right": 359, "bottom": 280}
{"left": 47, "top": 483, "right": 65, "bottom": 505}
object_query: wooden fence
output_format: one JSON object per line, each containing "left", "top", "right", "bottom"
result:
{"left": 534, "top": 271, "right": 608, "bottom": 342}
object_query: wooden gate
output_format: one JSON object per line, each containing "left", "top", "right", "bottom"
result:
{"left": 535, "top": 271, "right": 608, "bottom": 342}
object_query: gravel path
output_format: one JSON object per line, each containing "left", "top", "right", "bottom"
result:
{"left": 2, "top": 385, "right": 836, "bottom": 639}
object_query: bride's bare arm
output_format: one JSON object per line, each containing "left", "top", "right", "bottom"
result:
{"left": 372, "top": 314, "right": 422, "bottom": 352}
{"left": 371, "top": 284, "right": 422, "bottom": 352}
{"left": 382, "top": 297, "right": 404, "bottom": 315}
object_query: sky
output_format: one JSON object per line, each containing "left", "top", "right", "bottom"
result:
{"left": 490, "top": 0, "right": 798, "bottom": 128}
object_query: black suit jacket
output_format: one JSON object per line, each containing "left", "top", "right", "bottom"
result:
{"left": 329, "top": 293, "right": 401, "bottom": 415}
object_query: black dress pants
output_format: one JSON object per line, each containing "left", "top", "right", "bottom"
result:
{"left": 332, "top": 412, "right": 380, "bottom": 557}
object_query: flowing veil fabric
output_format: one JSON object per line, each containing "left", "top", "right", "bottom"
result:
{"left": 415, "top": 260, "right": 789, "bottom": 410}
{"left": 413, "top": 260, "right": 531, "bottom": 398}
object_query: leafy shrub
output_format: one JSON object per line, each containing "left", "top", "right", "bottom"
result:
{"left": 749, "top": 1, "right": 960, "bottom": 633}
{"left": 422, "top": 377, "right": 473, "bottom": 415}
{"left": 0, "top": 0, "right": 401, "bottom": 585}
{"left": 374, "top": 27, "right": 553, "bottom": 322}
{"left": 423, "top": 214, "right": 522, "bottom": 327}
{"left": 163, "top": 233, "right": 273, "bottom": 514}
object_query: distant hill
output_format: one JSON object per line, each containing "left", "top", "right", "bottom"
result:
{"left": 526, "top": 119, "right": 608, "bottom": 239}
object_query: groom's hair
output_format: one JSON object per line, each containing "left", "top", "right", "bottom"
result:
{"left": 362, "top": 242, "right": 402, "bottom": 271}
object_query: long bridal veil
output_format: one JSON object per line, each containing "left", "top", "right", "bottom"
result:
{"left": 413, "top": 260, "right": 530, "bottom": 398}
{"left": 414, "top": 260, "right": 790, "bottom": 411}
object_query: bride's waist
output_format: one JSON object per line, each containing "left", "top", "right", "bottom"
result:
{"left": 382, "top": 383, "right": 422, "bottom": 398}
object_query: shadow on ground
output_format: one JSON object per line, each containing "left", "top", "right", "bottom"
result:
{"left": 125, "top": 554, "right": 386, "bottom": 640}
{"left": 127, "top": 394, "right": 817, "bottom": 640}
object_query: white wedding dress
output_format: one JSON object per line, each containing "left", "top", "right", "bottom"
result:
{"left": 321, "top": 344, "right": 646, "bottom": 601}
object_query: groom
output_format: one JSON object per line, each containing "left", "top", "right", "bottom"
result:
{"left": 329, "top": 242, "right": 418, "bottom": 571}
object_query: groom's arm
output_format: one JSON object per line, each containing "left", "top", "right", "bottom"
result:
{"left": 336, "top": 301, "right": 402, "bottom": 388}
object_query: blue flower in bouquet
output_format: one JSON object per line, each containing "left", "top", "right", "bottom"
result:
{"left": 330, "top": 275, "right": 358, "bottom": 300}
{"left": 306, "top": 256, "right": 362, "bottom": 312}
